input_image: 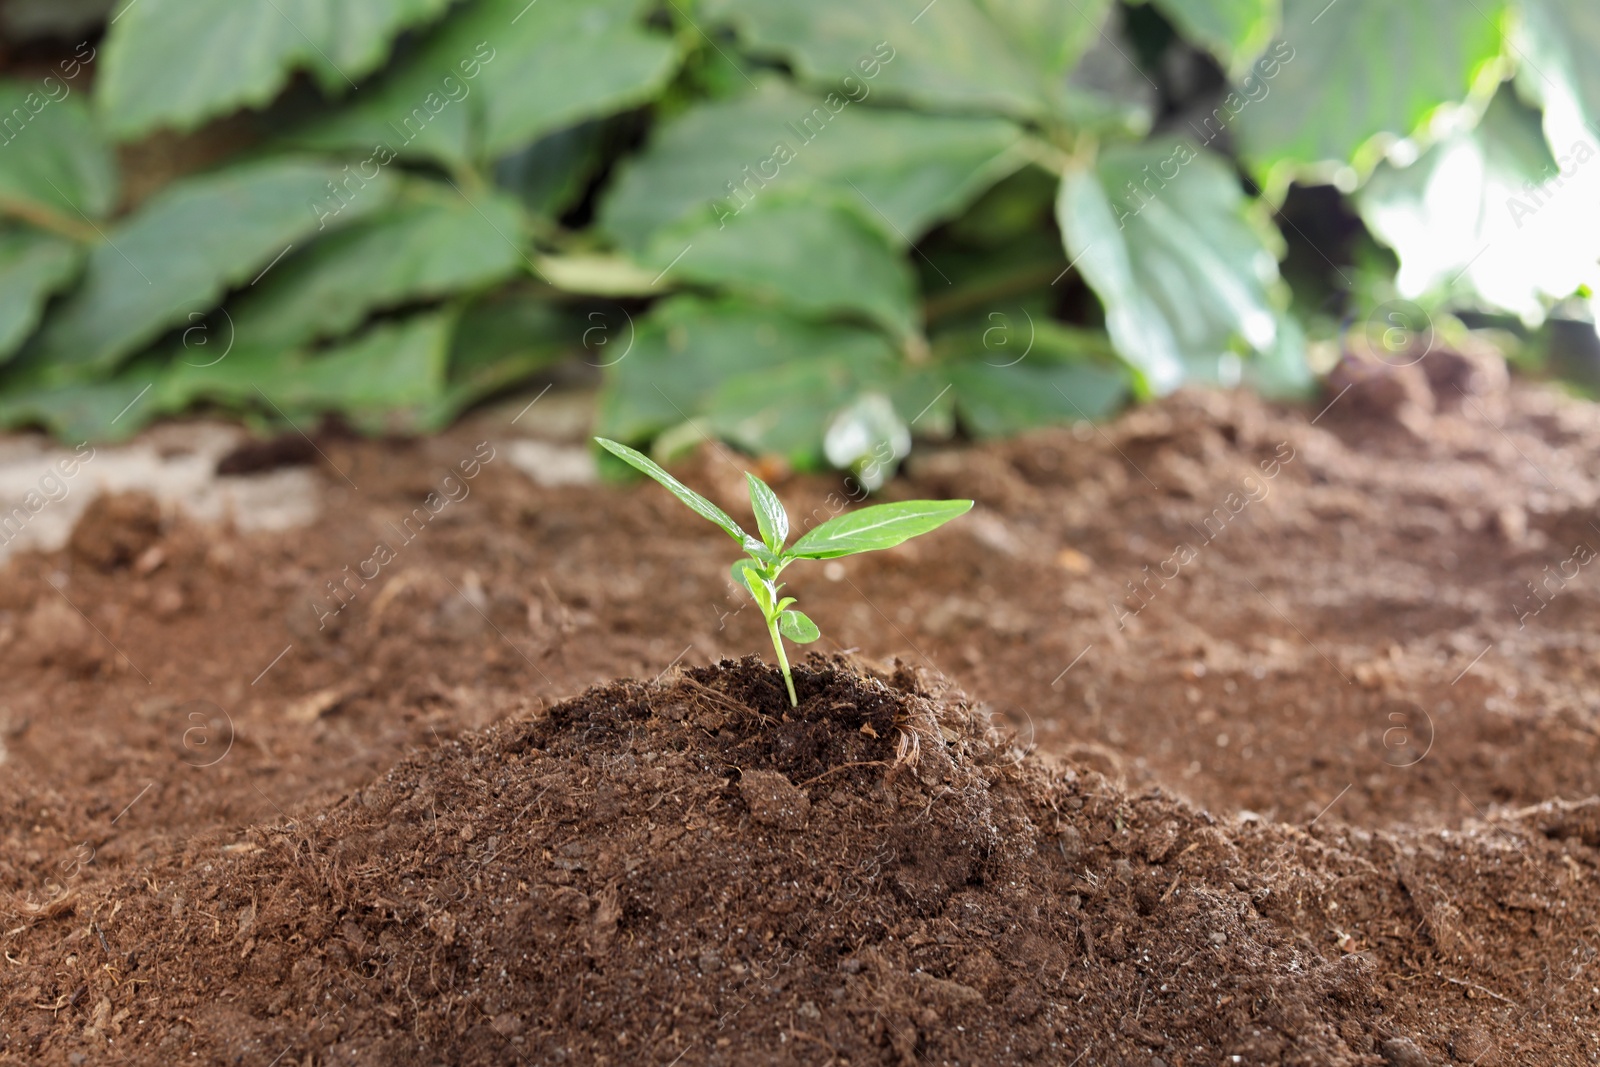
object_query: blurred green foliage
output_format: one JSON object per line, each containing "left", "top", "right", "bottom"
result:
{"left": 0, "top": 0, "right": 1595, "bottom": 468}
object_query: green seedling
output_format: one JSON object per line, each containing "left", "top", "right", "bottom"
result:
{"left": 596, "top": 437, "right": 973, "bottom": 707}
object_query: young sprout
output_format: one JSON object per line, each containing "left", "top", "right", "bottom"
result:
{"left": 596, "top": 437, "right": 973, "bottom": 706}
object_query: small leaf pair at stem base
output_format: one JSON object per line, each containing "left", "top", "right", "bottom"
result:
{"left": 779, "top": 609, "right": 819, "bottom": 644}
{"left": 594, "top": 436, "right": 971, "bottom": 707}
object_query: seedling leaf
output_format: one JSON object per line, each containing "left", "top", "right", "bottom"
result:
{"left": 747, "top": 570, "right": 778, "bottom": 616}
{"left": 746, "top": 471, "right": 789, "bottom": 551}
{"left": 604, "top": 437, "right": 969, "bottom": 707}
{"left": 787, "top": 499, "right": 974, "bottom": 559}
{"left": 779, "top": 609, "right": 820, "bottom": 643}
{"left": 596, "top": 437, "right": 750, "bottom": 544}
{"left": 743, "top": 536, "right": 779, "bottom": 564}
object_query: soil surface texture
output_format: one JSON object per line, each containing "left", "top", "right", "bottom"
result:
{"left": 3, "top": 359, "right": 1600, "bottom": 1064}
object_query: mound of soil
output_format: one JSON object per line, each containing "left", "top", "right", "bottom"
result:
{"left": 6, "top": 656, "right": 1595, "bottom": 1065}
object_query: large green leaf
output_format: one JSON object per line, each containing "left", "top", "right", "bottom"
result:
{"left": 1243, "top": 309, "right": 1314, "bottom": 399}
{"left": 0, "top": 228, "right": 81, "bottom": 361}
{"left": 496, "top": 120, "right": 616, "bottom": 218}
{"left": 1059, "top": 21, "right": 1158, "bottom": 139}
{"left": 0, "top": 371, "right": 160, "bottom": 441}
{"left": 418, "top": 291, "right": 576, "bottom": 428}
{"left": 1056, "top": 142, "right": 1283, "bottom": 393}
{"left": 0, "top": 82, "right": 117, "bottom": 224}
{"left": 703, "top": 355, "right": 902, "bottom": 468}
{"left": 292, "top": 0, "right": 678, "bottom": 167}
{"left": 228, "top": 186, "right": 527, "bottom": 351}
{"left": 930, "top": 306, "right": 1121, "bottom": 361}
{"left": 28, "top": 159, "right": 396, "bottom": 378}
{"left": 288, "top": 48, "right": 473, "bottom": 167}
{"left": 946, "top": 359, "right": 1128, "bottom": 438}
{"left": 268, "top": 312, "right": 454, "bottom": 431}
{"left": 154, "top": 312, "right": 456, "bottom": 433}
{"left": 788, "top": 499, "right": 973, "bottom": 559}
{"left": 96, "top": 0, "right": 455, "bottom": 137}
{"left": 143, "top": 345, "right": 295, "bottom": 417}
{"left": 980, "top": 0, "right": 1116, "bottom": 80}
{"left": 645, "top": 193, "right": 919, "bottom": 338}
{"left": 1147, "top": 0, "right": 1278, "bottom": 76}
{"left": 1517, "top": 0, "right": 1600, "bottom": 149}
{"left": 1234, "top": 0, "right": 1506, "bottom": 188}
{"left": 596, "top": 296, "right": 901, "bottom": 446}
{"left": 600, "top": 80, "right": 1025, "bottom": 252}
{"left": 706, "top": 0, "right": 1110, "bottom": 118}
{"left": 472, "top": 0, "right": 678, "bottom": 160}
{"left": 1357, "top": 84, "right": 1599, "bottom": 323}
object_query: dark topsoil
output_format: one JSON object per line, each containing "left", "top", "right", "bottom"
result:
{"left": 4, "top": 349, "right": 1600, "bottom": 1064}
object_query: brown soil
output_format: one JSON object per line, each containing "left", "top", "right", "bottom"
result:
{"left": 4, "top": 361, "right": 1600, "bottom": 1064}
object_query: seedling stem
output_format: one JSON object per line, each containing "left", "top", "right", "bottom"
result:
{"left": 595, "top": 437, "right": 972, "bottom": 707}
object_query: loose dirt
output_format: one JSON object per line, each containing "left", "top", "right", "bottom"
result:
{"left": 3, "top": 354, "right": 1599, "bottom": 1064}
